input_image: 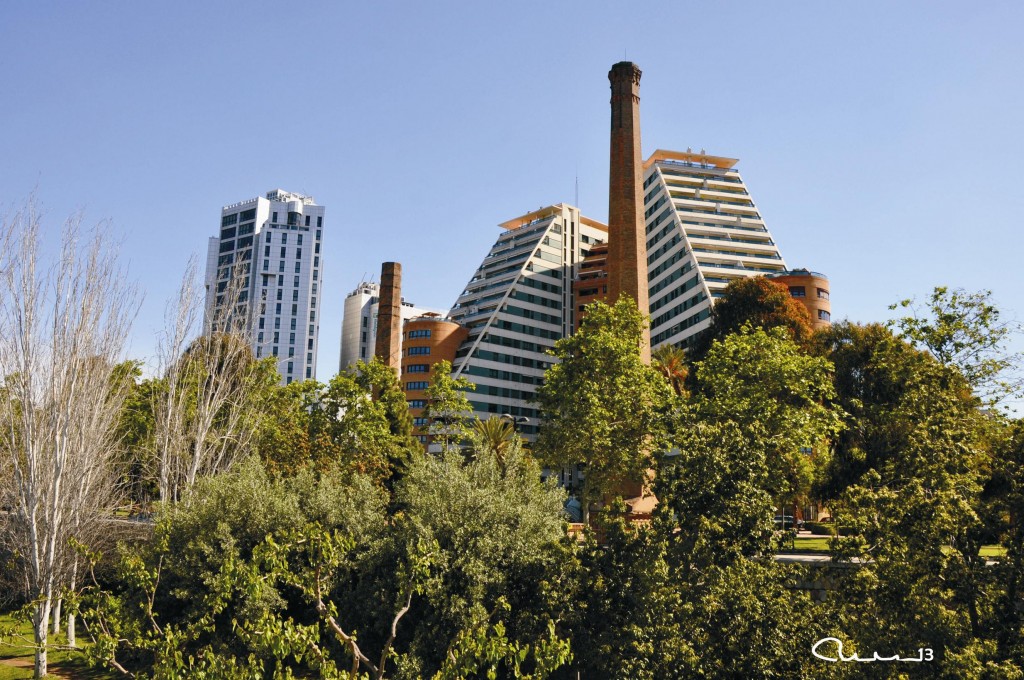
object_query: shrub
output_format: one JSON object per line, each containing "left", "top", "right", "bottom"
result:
{"left": 804, "top": 521, "right": 832, "bottom": 536}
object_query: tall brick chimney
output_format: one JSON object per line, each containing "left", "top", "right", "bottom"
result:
{"left": 374, "top": 262, "right": 403, "bottom": 373}
{"left": 607, "top": 61, "right": 651, "bottom": 363}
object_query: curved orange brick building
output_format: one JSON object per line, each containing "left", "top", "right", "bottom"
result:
{"left": 767, "top": 269, "right": 831, "bottom": 330}
{"left": 401, "top": 314, "right": 469, "bottom": 445}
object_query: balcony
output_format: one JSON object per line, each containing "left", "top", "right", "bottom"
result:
{"left": 686, "top": 232, "right": 775, "bottom": 247}
{"left": 691, "top": 247, "right": 781, "bottom": 260}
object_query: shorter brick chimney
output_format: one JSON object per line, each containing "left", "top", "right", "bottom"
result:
{"left": 374, "top": 262, "right": 402, "bottom": 372}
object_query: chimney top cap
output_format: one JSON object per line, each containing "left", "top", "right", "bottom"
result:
{"left": 609, "top": 61, "right": 641, "bottom": 73}
{"left": 608, "top": 61, "right": 642, "bottom": 84}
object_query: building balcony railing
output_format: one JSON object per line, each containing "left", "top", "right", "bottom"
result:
{"left": 691, "top": 247, "right": 782, "bottom": 260}
{"left": 698, "top": 260, "right": 786, "bottom": 273}
{"left": 679, "top": 219, "right": 766, "bottom": 234}
{"left": 687, "top": 232, "right": 775, "bottom": 246}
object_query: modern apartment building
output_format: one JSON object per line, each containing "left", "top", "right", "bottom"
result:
{"left": 203, "top": 189, "right": 324, "bottom": 385}
{"left": 446, "top": 204, "right": 608, "bottom": 436}
{"left": 339, "top": 281, "right": 442, "bottom": 371}
{"left": 640, "top": 149, "right": 789, "bottom": 349}
{"left": 390, "top": 62, "right": 825, "bottom": 452}
{"left": 438, "top": 148, "right": 796, "bottom": 439}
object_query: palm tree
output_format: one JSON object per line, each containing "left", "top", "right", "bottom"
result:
{"left": 473, "top": 416, "right": 516, "bottom": 468}
{"left": 652, "top": 343, "right": 689, "bottom": 397}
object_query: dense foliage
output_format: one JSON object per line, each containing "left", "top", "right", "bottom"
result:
{"left": 5, "top": 282, "right": 1024, "bottom": 679}
{"left": 689, "top": 275, "right": 814, "bottom": 360}
{"left": 534, "top": 299, "right": 674, "bottom": 520}
{"left": 80, "top": 440, "right": 573, "bottom": 679}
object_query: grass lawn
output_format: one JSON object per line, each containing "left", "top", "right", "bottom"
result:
{"left": 791, "top": 536, "right": 831, "bottom": 552}
{"left": 980, "top": 545, "right": 1008, "bottom": 558}
{"left": 0, "top": 610, "right": 115, "bottom": 679}
{"left": 783, "top": 537, "right": 1010, "bottom": 558}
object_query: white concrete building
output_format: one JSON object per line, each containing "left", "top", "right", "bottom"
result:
{"left": 338, "top": 282, "right": 442, "bottom": 372}
{"left": 204, "top": 189, "right": 325, "bottom": 385}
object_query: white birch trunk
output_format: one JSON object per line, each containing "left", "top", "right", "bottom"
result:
{"left": 33, "top": 600, "right": 50, "bottom": 679}
{"left": 67, "top": 560, "right": 78, "bottom": 647}
{"left": 52, "top": 597, "right": 62, "bottom": 635}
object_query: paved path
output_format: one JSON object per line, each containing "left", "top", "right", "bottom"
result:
{"left": 0, "top": 654, "right": 86, "bottom": 678}
{"left": 775, "top": 553, "right": 832, "bottom": 563}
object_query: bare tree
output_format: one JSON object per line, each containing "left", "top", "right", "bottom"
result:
{"left": 153, "top": 257, "right": 270, "bottom": 504}
{"left": 0, "top": 203, "right": 137, "bottom": 678}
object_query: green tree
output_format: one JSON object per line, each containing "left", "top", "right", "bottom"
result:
{"left": 111, "top": 363, "right": 160, "bottom": 507}
{"left": 890, "top": 285, "right": 1023, "bottom": 406}
{"left": 986, "top": 419, "right": 1024, "bottom": 666}
{"left": 382, "top": 441, "right": 572, "bottom": 678}
{"left": 359, "top": 358, "right": 419, "bottom": 445}
{"left": 535, "top": 299, "right": 674, "bottom": 522}
{"left": 425, "top": 360, "right": 475, "bottom": 454}
{"left": 813, "top": 321, "right": 997, "bottom": 676}
{"left": 813, "top": 322, "right": 983, "bottom": 502}
{"left": 566, "top": 422, "right": 846, "bottom": 679}
{"left": 253, "top": 361, "right": 422, "bottom": 485}
{"left": 357, "top": 358, "right": 422, "bottom": 485}
{"left": 568, "top": 511, "right": 690, "bottom": 679}
{"left": 660, "top": 421, "right": 776, "bottom": 566}
{"left": 693, "top": 325, "right": 843, "bottom": 514}
{"left": 556, "top": 326, "right": 850, "bottom": 679}
{"left": 690, "top": 275, "right": 814, "bottom": 361}
{"left": 81, "top": 444, "right": 573, "bottom": 678}
{"left": 80, "top": 458, "right": 389, "bottom": 677}
{"left": 253, "top": 378, "right": 318, "bottom": 476}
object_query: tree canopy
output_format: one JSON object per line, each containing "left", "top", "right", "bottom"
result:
{"left": 889, "top": 285, "right": 1023, "bottom": 406}
{"left": 534, "top": 299, "right": 674, "bottom": 518}
{"left": 693, "top": 325, "right": 843, "bottom": 508}
{"left": 425, "top": 359, "right": 476, "bottom": 454}
{"left": 690, "top": 275, "right": 814, "bottom": 360}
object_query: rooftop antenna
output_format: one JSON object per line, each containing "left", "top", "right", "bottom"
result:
{"left": 575, "top": 168, "right": 579, "bottom": 208}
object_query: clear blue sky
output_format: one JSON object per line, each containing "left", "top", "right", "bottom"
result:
{"left": 3, "top": 1, "right": 1023, "bottom": 382}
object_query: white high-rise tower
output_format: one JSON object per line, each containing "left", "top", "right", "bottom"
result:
{"left": 204, "top": 189, "right": 325, "bottom": 385}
